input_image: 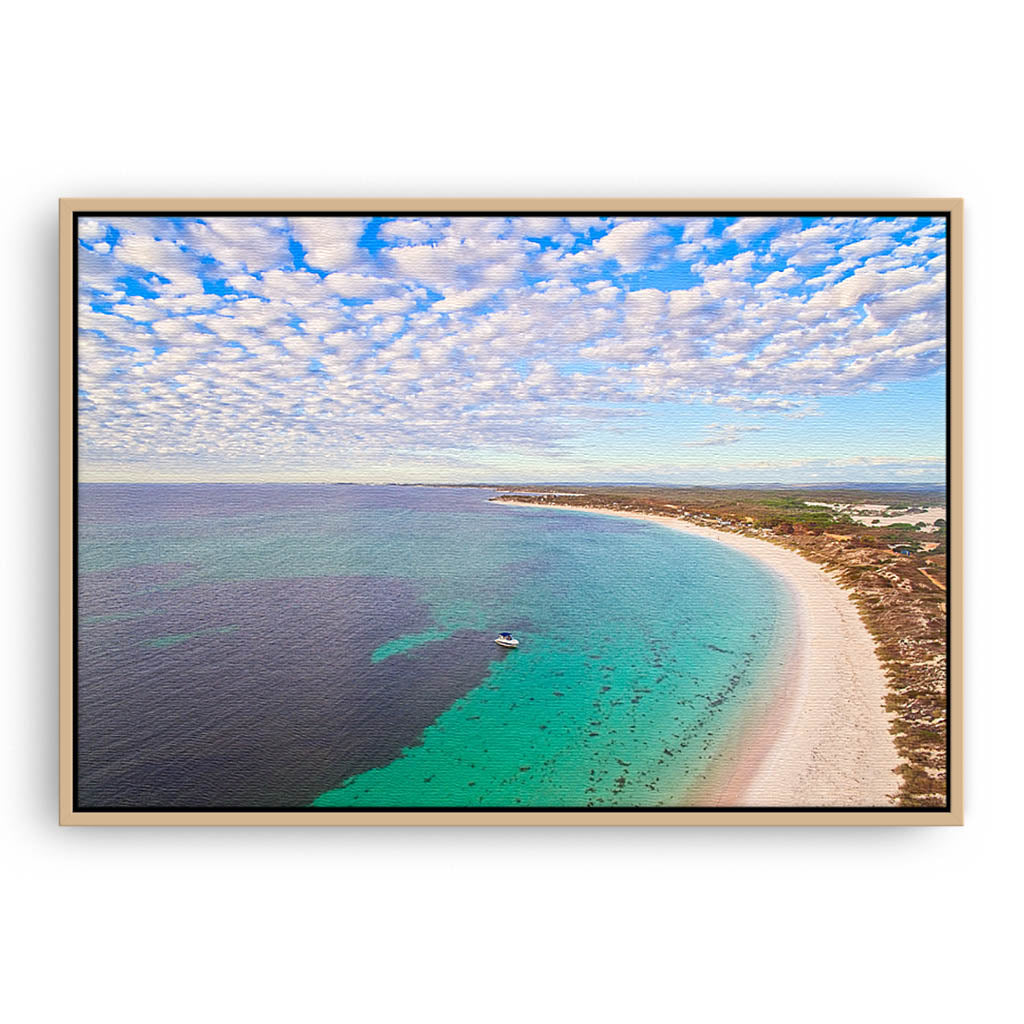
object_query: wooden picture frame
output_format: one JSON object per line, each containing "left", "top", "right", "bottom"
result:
{"left": 60, "top": 198, "right": 963, "bottom": 825}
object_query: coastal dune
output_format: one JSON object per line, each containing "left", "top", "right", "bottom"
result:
{"left": 505, "top": 502, "right": 901, "bottom": 808}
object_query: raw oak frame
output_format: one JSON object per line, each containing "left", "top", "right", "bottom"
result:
{"left": 59, "top": 197, "right": 964, "bottom": 826}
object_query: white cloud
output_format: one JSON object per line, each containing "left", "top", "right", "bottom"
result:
{"left": 592, "top": 219, "right": 671, "bottom": 272}
{"left": 113, "top": 232, "right": 204, "bottom": 296}
{"left": 686, "top": 422, "right": 765, "bottom": 447}
{"left": 76, "top": 214, "right": 947, "bottom": 477}
{"left": 323, "top": 272, "right": 400, "bottom": 299}
{"left": 755, "top": 267, "right": 801, "bottom": 291}
{"left": 723, "top": 217, "right": 798, "bottom": 245}
{"left": 681, "top": 218, "right": 714, "bottom": 242}
{"left": 185, "top": 218, "right": 291, "bottom": 273}
{"left": 289, "top": 217, "right": 367, "bottom": 271}
{"left": 79, "top": 220, "right": 107, "bottom": 242}
{"left": 376, "top": 218, "right": 444, "bottom": 243}
{"left": 433, "top": 287, "right": 493, "bottom": 312}
{"left": 386, "top": 227, "right": 537, "bottom": 292}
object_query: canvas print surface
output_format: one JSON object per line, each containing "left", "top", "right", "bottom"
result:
{"left": 72, "top": 211, "right": 950, "bottom": 813}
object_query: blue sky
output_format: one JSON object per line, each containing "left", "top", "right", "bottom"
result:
{"left": 76, "top": 214, "right": 947, "bottom": 483}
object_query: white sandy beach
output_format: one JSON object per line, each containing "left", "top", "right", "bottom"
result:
{"left": 505, "top": 501, "right": 902, "bottom": 807}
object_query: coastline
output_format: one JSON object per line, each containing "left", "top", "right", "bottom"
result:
{"left": 500, "top": 500, "right": 901, "bottom": 807}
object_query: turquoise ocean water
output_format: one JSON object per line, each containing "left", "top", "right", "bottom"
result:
{"left": 77, "top": 484, "right": 794, "bottom": 809}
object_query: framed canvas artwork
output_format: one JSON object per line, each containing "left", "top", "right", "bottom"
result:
{"left": 59, "top": 199, "right": 962, "bottom": 824}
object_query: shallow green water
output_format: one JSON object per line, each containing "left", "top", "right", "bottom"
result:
{"left": 313, "top": 494, "right": 795, "bottom": 808}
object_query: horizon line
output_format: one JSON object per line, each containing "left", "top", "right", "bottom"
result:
{"left": 77, "top": 479, "right": 948, "bottom": 489}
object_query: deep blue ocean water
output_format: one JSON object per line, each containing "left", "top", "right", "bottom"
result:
{"left": 76, "top": 484, "right": 794, "bottom": 808}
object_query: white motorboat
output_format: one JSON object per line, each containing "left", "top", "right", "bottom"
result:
{"left": 494, "top": 632, "right": 520, "bottom": 649}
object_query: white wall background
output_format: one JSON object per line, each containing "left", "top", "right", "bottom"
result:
{"left": 3, "top": 2, "right": 1019, "bottom": 1021}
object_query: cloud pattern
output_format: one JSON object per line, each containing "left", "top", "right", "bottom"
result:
{"left": 76, "top": 214, "right": 946, "bottom": 480}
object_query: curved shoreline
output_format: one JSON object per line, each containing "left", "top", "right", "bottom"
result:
{"left": 501, "top": 500, "right": 901, "bottom": 807}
